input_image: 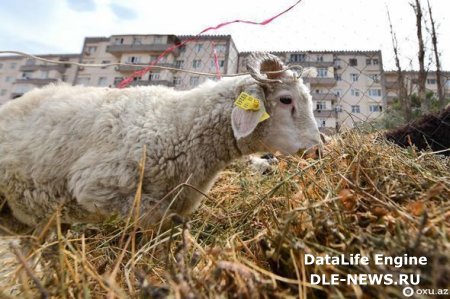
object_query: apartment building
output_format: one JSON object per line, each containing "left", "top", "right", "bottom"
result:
{"left": 2, "top": 33, "right": 448, "bottom": 131}
{"left": 0, "top": 54, "right": 79, "bottom": 105}
{"left": 75, "top": 34, "right": 239, "bottom": 90}
{"left": 383, "top": 70, "right": 450, "bottom": 105}
{"left": 239, "top": 50, "right": 384, "bottom": 131}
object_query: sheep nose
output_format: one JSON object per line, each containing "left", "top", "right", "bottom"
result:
{"left": 304, "top": 144, "right": 323, "bottom": 159}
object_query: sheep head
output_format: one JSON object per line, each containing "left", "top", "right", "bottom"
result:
{"left": 232, "top": 52, "right": 321, "bottom": 155}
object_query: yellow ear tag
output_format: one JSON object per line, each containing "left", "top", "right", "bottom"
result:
{"left": 234, "top": 92, "right": 261, "bottom": 111}
{"left": 259, "top": 111, "right": 270, "bottom": 122}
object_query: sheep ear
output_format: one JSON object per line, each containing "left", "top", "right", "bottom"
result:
{"left": 231, "top": 105, "right": 266, "bottom": 140}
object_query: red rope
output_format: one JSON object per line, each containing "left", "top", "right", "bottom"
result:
{"left": 212, "top": 42, "right": 222, "bottom": 80}
{"left": 118, "top": 0, "right": 303, "bottom": 88}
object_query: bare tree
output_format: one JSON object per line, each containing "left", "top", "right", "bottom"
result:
{"left": 411, "top": 0, "right": 428, "bottom": 113}
{"left": 387, "top": 8, "right": 412, "bottom": 122}
{"left": 427, "top": 0, "right": 445, "bottom": 110}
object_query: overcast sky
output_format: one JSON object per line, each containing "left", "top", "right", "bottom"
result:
{"left": 0, "top": 0, "right": 448, "bottom": 70}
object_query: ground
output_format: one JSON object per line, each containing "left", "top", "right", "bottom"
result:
{"left": 0, "top": 130, "right": 449, "bottom": 298}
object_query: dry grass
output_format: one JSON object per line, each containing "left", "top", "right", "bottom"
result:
{"left": 1, "top": 130, "right": 449, "bottom": 298}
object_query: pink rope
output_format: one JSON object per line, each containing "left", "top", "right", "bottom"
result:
{"left": 118, "top": 0, "right": 303, "bottom": 88}
{"left": 212, "top": 42, "right": 222, "bottom": 80}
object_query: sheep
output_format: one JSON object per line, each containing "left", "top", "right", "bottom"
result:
{"left": 385, "top": 105, "right": 450, "bottom": 156}
{"left": 0, "top": 53, "right": 321, "bottom": 229}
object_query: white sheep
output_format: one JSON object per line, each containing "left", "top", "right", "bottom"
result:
{"left": 0, "top": 53, "right": 321, "bottom": 229}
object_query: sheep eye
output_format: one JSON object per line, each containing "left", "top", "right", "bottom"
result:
{"left": 279, "top": 97, "right": 292, "bottom": 105}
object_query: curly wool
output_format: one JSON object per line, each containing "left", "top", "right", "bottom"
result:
{"left": 0, "top": 77, "right": 255, "bottom": 227}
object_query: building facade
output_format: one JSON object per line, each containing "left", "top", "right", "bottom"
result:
{"left": 75, "top": 34, "right": 239, "bottom": 90}
{"left": 383, "top": 70, "right": 450, "bottom": 106}
{"left": 1, "top": 33, "right": 449, "bottom": 131}
{"left": 0, "top": 54, "right": 79, "bottom": 105}
{"left": 239, "top": 50, "right": 384, "bottom": 130}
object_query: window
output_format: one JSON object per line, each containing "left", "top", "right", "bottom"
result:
{"left": 101, "top": 60, "right": 111, "bottom": 64}
{"left": 290, "top": 54, "right": 306, "bottom": 63}
{"left": 149, "top": 72, "right": 160, "bottom": 81}
{"left": 22, "top": 72, "right": 33, "bottom": 79}
{"left": 179, "top": 45, "right": 186, "bottom": 53}
{"left": 114, "top": 37, "right": 124, "bottom": 45}
{"left": 154, "top": 36, "right": 163, "bottom": 44}
{"left": 192, "top": 60, "right": 201, "bottom": 69}
{"left": 0, "top": 89, "right": 6, "bottom": 96}
{"left": 350, "top": 73, "right": 359, "bottom": 82}
{"left": 316, "top": 101, "right": 326, "bottom": 110}
{"left": 351, "top": 105, "right": 361, "bottom": 113}
{"left": 25, "top": 59, "right": 36, "bottom": 65}
{"left": 173, "top": 76, "right": 181, "bottom": 86}
{"left": 334, "top": 89, "right": 343, "bottom": 97}
{"left": 317, "top": 119, "right": 326, "bottom": 128}
{"left": 175, "top": 60, "right": 184, "bottom": 68}
{"left": 349, "top": 58, "right": 358, "bottom": 66}
{"left": 369, "top": 74, "right": 379, "bottom": 82}
{"left": 10, "top": 62, "right": 17, "bottom": 69}
{"left": 77, "top": 77, "right": 91, "bottom": 86}
{"left": 351, "top": 89, "right": 360, "bottom": 97}
{"left": 368, "top": 89, "right": 382, "bottom": 97}
{"left": 366, "top": 58, "right": 379, "bottom": 65}
{"left": 215, "top": 44, "right": 227, "bottom": 53}
{"left": 316, "top": 55, "right": 323, "bottom": 62}
{"left": 86, "top": 46, "right": 97, "bottom": 54}
{"left": 334, "top": 58, "right": 341, "bottom": 67}
{"left": 194, "top": 44, "right": 203, "bottom": 53}
{"left": 335, "top": 74, "right": 342, "bottom": 81}
{"left": 40, "top": 71, "right": 49, "bottom": 79}
{"left": 317, "top": 68, "right": 328, "bottom": 78}
{"left": 5, "top": 76, "right": 12, "bottom": 83}
{"left": 132, "top": 37, "right": 142, "bottom": 45}
{"left": 369, "top": 105, "right": 383, "bottom": 112}
{"left": 128, "top": 56, "right": 141, "bottom": 64}
{"left": 426, "top": 79, "right": 437, "bottom": 84}
{"left": 335, "top": 105, "right": 343, "bottom": 112}
{"left": 210, "top": 60, "right": 225, "bottom": 68}
{"left": 98, "top": 77, "right": 108, "bottom": 86}
{"left": 190, "top": 76, "right": 199, "bottom": 86}
{"left": 114, "top": 77, "right": 123, "bottom": 85}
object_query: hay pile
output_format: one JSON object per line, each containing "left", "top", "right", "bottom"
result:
{"left": 1, "top": 131, "right": 449, "bottom": 298}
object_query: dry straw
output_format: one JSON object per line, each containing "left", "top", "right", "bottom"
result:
{"left": 0, "top": 130, "right": 449, "bottom": 298}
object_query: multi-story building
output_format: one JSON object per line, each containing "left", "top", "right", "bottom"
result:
{"left": 75, "top": 34, "right": 239, "bottom": 90}
{"left": 2, "top": 33, "right": 448, "bottom": 131}
{"left": 239, "top": 50, "right": 384, "bottom": 131}
{"left": 383, "top": 70, "right": 450, "bottom": 106}
{"left": 0, "top": 54, "right": 79, "bottom": 104}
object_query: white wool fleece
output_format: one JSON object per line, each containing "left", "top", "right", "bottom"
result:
{"left": 0, "top": 66, "right": 321, "bottom": 228}
{"left": 0, "top": 78, "right": 257, "bottom": 227}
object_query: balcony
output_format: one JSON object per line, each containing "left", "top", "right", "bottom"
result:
{"left": 314, "top": 109, "right": 336, "bottom": 118}
{"left": 312, "top": 93, "right": 337, "bottom": 101}
{"left": 15, "top": 78, "right": 58, "bottom": 86}
{"left": 383, "top": 81, "right": 401, "bottom": 89}
{"left": 296, "top": 61, "right": 334, "bottom": 68}
{"left": 106, "top": 44, "right": 179, "bottom": 55}
{"left": 115, "top": 63, "right": 177, "bottom": 72}
{"left": 120, "top": 80, "right": 174, "bottom": 87}
{"left": 305, "top": 77, "right": 337, "bottom": 87}
{"left": 19, "top": 64, "right": 67, "bottom": 72}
